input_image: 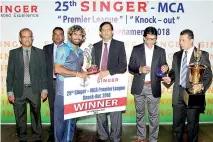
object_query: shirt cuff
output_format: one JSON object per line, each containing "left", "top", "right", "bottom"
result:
{"left": 41, "top": 89, "right": 48, "bottom": 94}
{"left": 7, "top": 91, "right": 14, "bottom": 97}
{"left": 139, "top": 67, "right": 142, "bottom": 74}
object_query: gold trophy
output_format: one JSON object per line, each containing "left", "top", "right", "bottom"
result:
{"left": 184, "top": 43, "right": 207, "bottom": 106}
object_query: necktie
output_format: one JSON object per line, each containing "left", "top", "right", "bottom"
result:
{"left": 54, "top": 45, "right": 59, "bottom": 61}
{"left": 24, "top": 50, "right": 31, "bottom": 85}
{"left": 180, "top": 51, "right": 187, "bottom": 88}
{"left": 53, "top": 45, "right": 59, "bottom": 78}
{"left": 101, "top": 43, "right": 108, "bottom": 71}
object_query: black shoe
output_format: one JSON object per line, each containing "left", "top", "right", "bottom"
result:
{"left": 47, "top": 135, "right": 54, "bottom": 142}
{"left": 97, "top": 139, "right": 107, "bottom": 142}
{"left": 19, "top": 141, "right": 27, "bottom": 142}
{"left": 33, "top": 140, "right": 42, "bottom": 142}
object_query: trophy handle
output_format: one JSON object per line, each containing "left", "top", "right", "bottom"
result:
{"left": 91, "top": 45, "right": 96, "bottom": 65}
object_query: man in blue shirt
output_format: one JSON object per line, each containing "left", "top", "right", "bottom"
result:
{"left": 54, "top": 25, "right": 88, "bottom": 142}
{"left": 43, "top": 27, "right": 65, "bottom": 142}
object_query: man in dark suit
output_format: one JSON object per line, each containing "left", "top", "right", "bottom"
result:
{"left": 6, "top": 28, "right": 48, "bottom": 142}
{"left": 92, "top": 22, "right": 127, "bottom": 142}
{"left": 163, "top": 29, "right": 212, "bottom": 142}
{"left": 43, "top": 27, "right": 64, "bottom": 142}
{"left": 129, "top": 27, "right": 168, "bottom": 142}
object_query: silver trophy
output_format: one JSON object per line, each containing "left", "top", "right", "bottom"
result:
{"left": 82, "top": 44, "right": 99, "bottom": 74}
{"left": 81, "top": 44, "right": 99, "bottom": 87}
{"left": 82, "top": 44, "right": 93, "bottom": 72}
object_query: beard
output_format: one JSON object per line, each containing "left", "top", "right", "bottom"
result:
{"left": 70, "top": 38, "right": 81, "bottom": 46}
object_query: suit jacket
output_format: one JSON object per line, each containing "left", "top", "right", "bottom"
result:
{"left": 92, "top": 39, "right": 127, "bottom": 75}
{"left": 6, "top": 46, "right": 48, "bottom": 98}
{"left": 169, "top": 47, "right": 212, "bottom": 105}
{"left": 128, "top": 43, "right": 167, "bottom": 97}
{"left": 43, "top": 43, "right": 54, "bottom": 96}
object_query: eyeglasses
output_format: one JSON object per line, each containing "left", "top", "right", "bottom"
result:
{"left": 145, "top": 37, "right": 157, "bottom": 41}
{"left": 101, "top": 29, "right": 112, "bottom": 32}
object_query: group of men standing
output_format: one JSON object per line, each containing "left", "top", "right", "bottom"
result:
{"left": 6, "top": 22, "right": 212, "bottom": 142}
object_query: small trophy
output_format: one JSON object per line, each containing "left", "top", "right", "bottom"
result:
{"left": 156, "top": 67, "right": 167, "bottom": 77}
{"left": 184, "top": 43, "right": 207, "bottom": 107}
{"left": 82, "top": 44, "right": 99, "bottom": 75}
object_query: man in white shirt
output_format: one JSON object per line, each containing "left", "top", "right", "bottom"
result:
{"left": 92, "top": 22, "right": 127, "bottom": 142}
{"left": 163, "top": 29, "right": 212, "bottom": 142}
{"left": 129, "top": 26, "right": 169, "bottom": 142}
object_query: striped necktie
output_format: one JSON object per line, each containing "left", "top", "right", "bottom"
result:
{"left": 24, "top": 50, "right": 31, "bottom": 85}
{"left": 180, "top": 51, "right": 187, "bottom": 88}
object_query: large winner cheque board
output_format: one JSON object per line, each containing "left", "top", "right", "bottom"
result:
{"left": 64, "top": 73, "right": 128, "bottom": 120}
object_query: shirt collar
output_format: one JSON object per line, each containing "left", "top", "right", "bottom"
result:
{"left": 54, "top": 43, "right": 64, "bottom": 48}
{"left": 22, "top": 47, "right": 31, "bottom": 51}
{"left": 184, "top": 46, "right": 194, "bottom": 54}
{"left": 66, "top": 41, "right": 83, "bottom": 55}
{"left": 103, "top": 39, "right": 112, "bottom": 47}
{"left": 144, "top": 44, "right": 154, "bottom": 51}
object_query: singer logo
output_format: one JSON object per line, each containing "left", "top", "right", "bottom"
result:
{"left": 81, "top": 1, "right": 147, "bottom": 12}
{"left": 0, "top": 5, "right": 38, "bottom": 13}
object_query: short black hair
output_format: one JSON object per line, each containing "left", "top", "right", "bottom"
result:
{"left": 99, "top": 22, "right": 113, "bottom": 32}
{"left": 143, "top": 26, "right": 158, "bottom": 37}
{"left": 53, "top": 27, "right": 64, "bottom": 34}
{"left": 180, "top": 29, "right": 194, "bottom": 39}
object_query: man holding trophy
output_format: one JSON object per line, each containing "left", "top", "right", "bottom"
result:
{"left": 54, "top": 25, "right": 88, "bottom": 142}
{"left": 91, "top": 22, "right": 127, "bottom": 142}
{"left": 163, "top": 29, "right": 212, "bottom": 142}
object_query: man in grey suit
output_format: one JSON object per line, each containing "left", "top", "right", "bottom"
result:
{"left": 92, "top": 22, "right": 127, "bottom": 142}
{"left": 163, "top": 29, "right": 212, "bottom": 142}
{"left": 6, "top": 28, "right": 48, "bottom": 142}
{"left": 129, "top": 27, "right": 169, "bottom": 142}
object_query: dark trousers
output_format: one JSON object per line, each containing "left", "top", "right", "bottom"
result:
{"left": 48, "top": 79, "right": 56, "bottom": 138}
{"left": 173, "top": 101, "right": 200, "bottom": 142}
{"left": 13, "top": 86, "right": 42, "bottom": 141}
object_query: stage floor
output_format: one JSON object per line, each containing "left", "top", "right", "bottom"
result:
{"left": 1, "top": 124, "right": 213, "bottom": 142}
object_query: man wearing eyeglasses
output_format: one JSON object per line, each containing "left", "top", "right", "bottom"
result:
{"left": 92, "top": 22, "right": 127, "bottom": 142}
{"left": 129, "top": 26, "right": 168, "bottom": 142}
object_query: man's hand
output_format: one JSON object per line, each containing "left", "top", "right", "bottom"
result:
{"left": 41, "top": 92, "right": 47, "bottom": 100}
{"left": 77, "top": 71, "right": 88, "bottom": 80}
{"left": 161, "top": 65, "right": 169, "bottom": 73}
{"left": 193, "top": 84, "right": 203, "bottom": 91}
{"left": 139, "top": 66, "right": 151, "bottom": 74}
{"left": 98, "top": 70, "right": 110, "bottom": 80}
{"left": 162, "top": 77, "right": 171, "bottom": 84}
{"left": 8, "top": 94, "right": 15, "bottom": 103}
{"left": 90, "top": 65, "right": 97, "bottom": 68}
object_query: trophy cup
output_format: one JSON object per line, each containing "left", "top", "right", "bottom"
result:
{"left": 80, "top": 44, "right": 99, "bottom": 87}
{"left": 82, "top": 44, "right": 99, "bottom": 75}
{"left": 184, "top": 44, "right": 207, "bottom": 107}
